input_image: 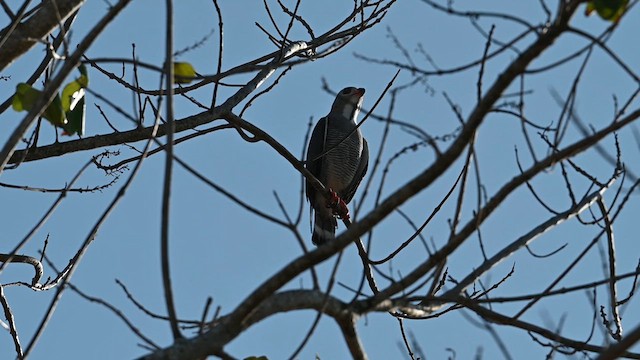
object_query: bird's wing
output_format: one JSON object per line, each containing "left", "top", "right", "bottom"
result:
{"left": 341, "top": 137, "right": 369, "bottom": 204}
{"left": 305, "top": 116, "right": 328, "bottom": 202}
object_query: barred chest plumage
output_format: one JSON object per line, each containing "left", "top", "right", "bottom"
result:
{"left": 322, "top": 126, "right": 364, "bottom": 197}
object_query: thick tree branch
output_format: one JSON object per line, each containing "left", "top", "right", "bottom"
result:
{"left": 443, "top": 181, "right": 614, "bottom": 299}
{"left": 0, "top": 0, "right": 84, "bottom": 71}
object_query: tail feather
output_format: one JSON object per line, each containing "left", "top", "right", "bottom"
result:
{"left": 312, "top": 212, "right": 337, "bottom": 246}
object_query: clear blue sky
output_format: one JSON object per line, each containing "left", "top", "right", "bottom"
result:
{"left": 1, "top": 1, "right": 639, "bottom": 359}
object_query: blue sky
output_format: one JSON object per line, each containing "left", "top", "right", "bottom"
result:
{"left": 1, "top": 0, "right": 639, "bottom": 359}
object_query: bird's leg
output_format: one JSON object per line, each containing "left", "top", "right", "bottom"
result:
{"left": 326, "top": 189, "right": 350, "bottom": 221}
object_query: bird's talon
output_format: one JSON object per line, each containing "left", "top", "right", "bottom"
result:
{"left": 338, "top": 199, "right": 348, "bottom": 217}
{"left": 326, "top": 189, "right": 341, "bottom": 208}
{"left": 326, "top": 189, "right": 350, "bottom": 220}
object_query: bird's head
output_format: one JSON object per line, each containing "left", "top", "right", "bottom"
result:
{"left": 331, "top": 87, "right": 365, "bottom": 121}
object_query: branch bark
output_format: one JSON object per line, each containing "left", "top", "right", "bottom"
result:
{"left": 0, "top": 0, "right": 85, "bottom": 71}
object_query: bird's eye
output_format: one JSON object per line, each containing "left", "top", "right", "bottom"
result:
{"left": 341, "top": 88, "right": 352, "bottom": 95}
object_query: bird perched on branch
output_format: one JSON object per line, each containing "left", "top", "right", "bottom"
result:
{"left": 305, "top": 87, "right": 369, "bottom": 246}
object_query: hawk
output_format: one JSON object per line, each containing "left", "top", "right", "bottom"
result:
{"left": 305, "top": 87, "right": 369, "bottom": 245}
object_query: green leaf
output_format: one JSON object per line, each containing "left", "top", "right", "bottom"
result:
{"left": 586, "top": 0, "right": 628, "bottom": 22}
{"left": 12, "top": 83, "right": 40, "bottom": 112}
{"left": 61, "top": 64, "right": 89, "bottom": 136}
{"left": 62, "top": 96, "right": 85, "bottom": 136}
{"left": 12, "top": 83, "right": 66, "bottom": 127}
{"left": 173, "top": 62, "right": 197, "bottom": 84}
{"left": 61, "top": 81, "right": 85, "bottom": 113}
{"left": 62, "top": 65, "right": 89, "bottom": 112}
{"left": 46, "top": 94, "right": 66, "bottom": 127}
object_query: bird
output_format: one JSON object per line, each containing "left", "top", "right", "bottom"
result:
{"left": 305, "top": 87, "right": 369, "bottom": 246}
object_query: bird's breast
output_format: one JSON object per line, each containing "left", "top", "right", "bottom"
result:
{"left": 323, "top": 128, "right": 363, "bottom": 193}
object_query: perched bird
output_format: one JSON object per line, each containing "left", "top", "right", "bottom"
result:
{"left": 305, "top": 87, "right": 369, "bottom": 246}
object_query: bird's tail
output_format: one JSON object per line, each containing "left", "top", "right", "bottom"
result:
{"left": 312, "top": 211, "right": 337, "bottom": 246}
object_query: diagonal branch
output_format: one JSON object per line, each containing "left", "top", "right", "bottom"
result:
{"left": 0, "top": 0, "right": 84, "bottom": 70}
{"left": 443, "top": 182, "right": 614, "bottom": 299}
{"left": 6, "top": 41, "right": 310, "bottom": 166}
